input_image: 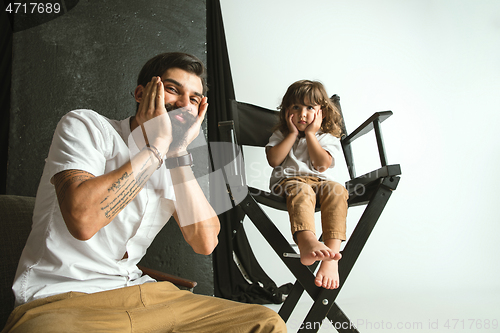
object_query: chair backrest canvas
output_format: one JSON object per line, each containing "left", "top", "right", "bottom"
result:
{"left": 228, "top": 96, "right": 347, "bottom": 148}
{"left": 228, "top": 100, "right": 279, "bottom": 148}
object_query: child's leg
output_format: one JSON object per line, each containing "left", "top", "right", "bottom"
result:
{"left": 317, "top": 180, "right": 349, "bottom": 242}
{"left": 314, "top": 180, "right": 349, "bottom": 289}
{"left": 279, "top": 177, "right": 337, "bottom": 266}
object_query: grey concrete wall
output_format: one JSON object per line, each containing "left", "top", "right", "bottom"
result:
{"left": 8, "top": 0, "right": 213, "bottom": 295}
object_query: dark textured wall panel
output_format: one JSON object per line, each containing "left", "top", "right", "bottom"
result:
{"left": 8, "top": 0, "right": 213, "bottom": 295}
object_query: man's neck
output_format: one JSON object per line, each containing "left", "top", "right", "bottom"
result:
{"left": 130, "top": 115, "right": 138, "bottom": 132}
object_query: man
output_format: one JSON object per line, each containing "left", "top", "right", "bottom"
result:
{"left": 3, "top": 52, "right": 286, "bottom": 332}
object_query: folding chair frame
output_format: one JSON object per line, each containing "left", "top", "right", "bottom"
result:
{"left": 218, "top": 108, "right": 401, "bottom": 333}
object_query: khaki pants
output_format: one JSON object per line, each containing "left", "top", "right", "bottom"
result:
{"left": 275, "top": 177, "right": 348, "bottom": 242}
{"left": 2, "top": 282, "right": 286, "bottom": 333}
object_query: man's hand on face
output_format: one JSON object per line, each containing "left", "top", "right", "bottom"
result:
{"left": 134, "top": 73, "right": 208, "bottom": 157}
{"left": 136, "top": 77, "right": 173, "bottom": 153}
{"left": 167, "top": 96, "right": 208, "bottom": 156}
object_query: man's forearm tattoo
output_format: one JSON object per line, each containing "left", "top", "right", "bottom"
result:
{"left": 101, "top": 156, "right": 154, "bottom": 219}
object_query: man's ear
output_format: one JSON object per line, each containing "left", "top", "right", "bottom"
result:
{"left": 134, "top": 85, "right": 144, "bottom": 103}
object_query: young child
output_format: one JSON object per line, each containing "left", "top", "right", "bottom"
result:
{"left": 266, "top": 80, "right": 348, "bottom": 289}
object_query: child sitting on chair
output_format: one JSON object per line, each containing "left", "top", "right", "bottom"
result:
{"left": 265, "top": 79, "right": 348, "bottom": 290}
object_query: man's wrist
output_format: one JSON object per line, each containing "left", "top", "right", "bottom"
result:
{"left": 166, "top": 148, "right": 187, "bottom": 158}
{"left": 145, "top": 145, "right": 164, "bottom": 169}
{"left": 150, "top": 138, "right": 171, "bottom": 157}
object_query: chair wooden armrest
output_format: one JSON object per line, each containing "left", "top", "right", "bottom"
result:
{"left": 342, "top": 111, "right": 393, "bottom": 145}
{"left": 137, "top": 265, "right": 197, "bottom": 291}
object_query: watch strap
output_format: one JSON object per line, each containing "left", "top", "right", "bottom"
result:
{"left": 165, "top": 153, "right": 193, "bottom": 169}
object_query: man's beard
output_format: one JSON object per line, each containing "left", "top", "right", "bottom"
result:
{"left": 166, "top": 104, "right": 197, "bottom": 150}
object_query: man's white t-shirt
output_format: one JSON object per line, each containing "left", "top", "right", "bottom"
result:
{"left": 13, "top": 109, "right": 176, "bottom": 306}
{"left": 266, "top": 130, "right": 342, "bottom": 190}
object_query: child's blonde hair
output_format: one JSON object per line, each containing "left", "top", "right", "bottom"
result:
{"left": 276, "top": 80, "right": 343, "bottom": 138}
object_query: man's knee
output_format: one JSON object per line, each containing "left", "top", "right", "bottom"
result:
{"left": 254, "top": 305, "right": 287, "bottom": 332}
{"left": 7, "top": 306, "right": 130, "bottom": 333}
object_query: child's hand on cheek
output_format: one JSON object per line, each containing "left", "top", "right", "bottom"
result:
{"left": 305, "top": 109, "right": 322, "bottom": 135}
{"left": 286, "top": 110, "right": 299, "bottom": 136}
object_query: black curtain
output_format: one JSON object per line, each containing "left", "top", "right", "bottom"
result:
{"left": 206, "top": 0, "right": 291, "bottom": 304}
{"left": 0, "top": 1, "right": 13, "bottom": 195}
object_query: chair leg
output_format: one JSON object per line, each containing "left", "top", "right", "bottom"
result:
{"left": 279, "top": 280, "right": 304, "bottom": 321}
{"left": 297, "top": 299, "right": 361, "bottom": 333}
{"left": 340, "top": 177, "right": 398, "bottom": 281}
{"left": 279, "top": 257, "right": 321, "bottom": 321}
{"left": 327, "top": 303, "right": 361, "bottom": 333}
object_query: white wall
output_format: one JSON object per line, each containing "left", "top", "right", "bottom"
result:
{"left": 220, "top": 0, "right": 500, "bottom": 328}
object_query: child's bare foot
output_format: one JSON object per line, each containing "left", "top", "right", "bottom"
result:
{"left": 295, "top": 231, "right": 338, "bottom": 266}
{"left": 315, "top": 259, "right": 340, "bottom": 289}
{"left": 314, "top": 238, "right": 342, "bottom": 289}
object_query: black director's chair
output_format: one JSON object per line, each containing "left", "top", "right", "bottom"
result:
{"left": 217, "top": 96, "right": 401, "bottom": 333}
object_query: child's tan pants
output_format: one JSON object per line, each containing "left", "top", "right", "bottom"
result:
{"left": 275, "top": 176, "right": 348, "bottom": 242}
{"left": 2, "top": 282, "right": 286, "bottom": 333}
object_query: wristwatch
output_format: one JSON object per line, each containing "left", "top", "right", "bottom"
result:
{"left": 165, "top": 153, "right": 193, "bottom": 169}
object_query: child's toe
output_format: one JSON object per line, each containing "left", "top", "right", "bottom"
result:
{"left": 315, "top": 276, "right": 323, "bottom": 287}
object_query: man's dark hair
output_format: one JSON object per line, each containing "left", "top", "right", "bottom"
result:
{"left": 137, "top": 52, "right": 207, "bottom": 94}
